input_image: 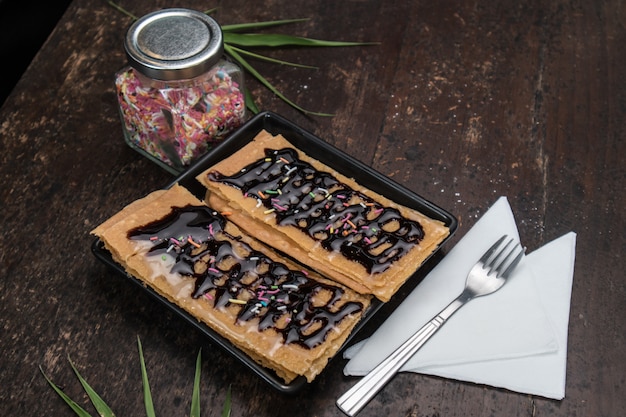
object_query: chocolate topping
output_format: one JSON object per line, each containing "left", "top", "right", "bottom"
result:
{"left": 128, "top": 205, "right": 363, "bottom": 349}
{"left": 208, "top": 147, "right": 425, "bottom": 274}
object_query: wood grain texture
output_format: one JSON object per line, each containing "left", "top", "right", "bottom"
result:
{"left": 1, "top": 0, "right": 624, "bottom": 416}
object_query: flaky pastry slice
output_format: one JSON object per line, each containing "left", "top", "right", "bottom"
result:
{"left": 92, "top": 184, "right": 371, "bottom": 383}
{"left": 196, "top": 130, "right": 450, "bottom": 301}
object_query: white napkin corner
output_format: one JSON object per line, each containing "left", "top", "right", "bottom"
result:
{"left": 343, "top": 196, "right": 576, "bottom": 400}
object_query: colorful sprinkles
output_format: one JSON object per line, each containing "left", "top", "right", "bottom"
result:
{"left": 208, "top": 148, "right": 427, "bottom": 274}
{"left": 115, "top": 66, "right": 245, "bottom": 169}
{"left": 128, "top": 205, "right": 363, "bottom": 349}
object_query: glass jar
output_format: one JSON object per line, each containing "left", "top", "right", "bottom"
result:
{"left": 115, "top": 8, "right": 246, "bottom": 174}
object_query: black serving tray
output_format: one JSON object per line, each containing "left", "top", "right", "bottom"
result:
{"left": 92, "top": 111, "right": 457, "bottom": 393}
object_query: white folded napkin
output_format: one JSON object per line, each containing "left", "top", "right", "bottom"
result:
{"left": 343, "top": 196, "right": 576, "bottom": 400}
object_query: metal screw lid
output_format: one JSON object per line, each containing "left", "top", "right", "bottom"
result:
{"left": 124, "top": 8, "right": 224, "bottom": 81}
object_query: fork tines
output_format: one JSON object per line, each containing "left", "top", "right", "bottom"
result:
{"left": 481, "top": 235, "right": 525, "bottom": 278}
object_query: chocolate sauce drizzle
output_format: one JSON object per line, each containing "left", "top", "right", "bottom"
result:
{"left": 208, "top": 148, "right": 425, "bottom": 274}
{"left": 128, "top": 205, "right": 363, "bottom": 349}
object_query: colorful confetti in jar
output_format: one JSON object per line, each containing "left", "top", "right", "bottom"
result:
{"left": 115, "top": 8, "right": 246, "bottom": 173}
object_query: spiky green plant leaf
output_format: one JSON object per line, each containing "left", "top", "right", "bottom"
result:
{"left": 137, "top": 337, "right": 156, "bottom": 417}
{"left": 221, "top": 386, "right": 232, "bottom": 417}
{"left": 225, "top": 44, "right": 333, "bottom": 116}
{"left": 221, "top": 18, "right": 310, "bottom": 32}
{"left": 227, "top": 45, "right": 318, "bottom": 69}
{"left": 107, "top": 0, "right": 137, "bottom": 19}
{"left": 190, "top": 350, "right": 202, "bottom": 417}
{"left": 244, "top": 88, "right": 260, "bottom": 114}
{"left": 223, "top": 32, "right": 377, "bottom": 48}
{"left": 107, "top": 2, "right": 377, "bottom": 116}
{"left": 42, "top": 338, "right": 235, "bottom": 416}
{"left": 68, "top": 357, "right": 116, "bottom": 417}
{"left": 40, "top": 366, "right": 95, "bottom": 417}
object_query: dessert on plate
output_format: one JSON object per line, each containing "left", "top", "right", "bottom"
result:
{"left": 92, "top": 184, "right": 371, "bottom": 383}
{"left": 92, "top": 126, "right": 451, "bottom": 384}
{"left": 196, "top": 130, "right": 450, "bottom": 301}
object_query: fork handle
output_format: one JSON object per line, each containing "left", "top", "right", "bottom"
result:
{"left": 336, "top": 296, "right": 467, "bottom": 416}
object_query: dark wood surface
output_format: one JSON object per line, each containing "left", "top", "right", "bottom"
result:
{"left": 1, "top": 0, "right": 624, "bottom": 415}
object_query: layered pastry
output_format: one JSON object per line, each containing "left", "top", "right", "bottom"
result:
{"left": 92, "top": 184, "right": 371, "bottom": 383}
{"left": 196, "top": 130, "right": 450, "bottom": 301}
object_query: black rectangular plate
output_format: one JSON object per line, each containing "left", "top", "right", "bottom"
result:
{"left": 92, "top": 111, "right": 457, "bottom": 393}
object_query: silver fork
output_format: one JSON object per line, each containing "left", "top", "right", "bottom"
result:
{"left": 336, "top": 235, "right": 525, "bottom": 417}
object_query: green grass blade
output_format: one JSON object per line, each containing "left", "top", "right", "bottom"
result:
{"left": 221, "top": 18, "right": 310, "bottom": 32}
{"left": 223, "top": 33, "right": 378, "bottom": 48}
{"left": 68, "top": 357, "right": 116, "bottom": 417}
{"left": 225, "top": 44, "right": 333, "bottom": 117}
{"left": 221, "top": 386, "right": 232, "bottom": 417}
{"left": 190, "top": 350, "right": 202, "bottom": 417}
{"left": 39, "top": 366, "right": 94, "bottom": 417}
{"left": 226, "top": 45, "right": 317, "bottom": 69}
{"left": 244, "top": 87, "right": 260, "bottom": 114}
{"left": 107, "top": 1, "right": 138, "bottom": 20}
{"left": 137, "top": 337, "right": 156, "bottom": 417}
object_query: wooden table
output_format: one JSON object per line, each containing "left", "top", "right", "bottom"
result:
{"left": 1, "top": 1, "right": 624, "bottom": 415}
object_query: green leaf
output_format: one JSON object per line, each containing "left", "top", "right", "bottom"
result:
{"left": 107, "top": 3, "right": 375, "bottom": 116}
{"left": 39, "top": 366, "right": 94, "bottom": 417}
{"left": 227, "top": 45, "right": 317, "bottom": 69}
{"left": 244, "top": 88, "right": 260, "bottom": 114}
{"left": 137, "top": 337, "right": 156, "bottom": 417}
{"left": 221, "top": 18, "right": 310, "bottom": 32}
{"left": 68, "top": 357, "right": 116, "bottom": 417}
{"left": 225, "top": 44, "right": 333, "bottom": 117}
{"left": 190, "top": 350, "right": 202, "bottom": 417}
{"left": 107, "top": 1, "right": 137, "bottom": 20}
{"left": 221, "top": 386, "right": 232, "bottom": 417}
{"left": 224, "top": 32, "right": 378, "bottom": 48}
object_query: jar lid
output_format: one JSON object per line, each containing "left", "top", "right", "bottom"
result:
{"left": 124, "top": 8, "right": 224, "bottom": 81}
